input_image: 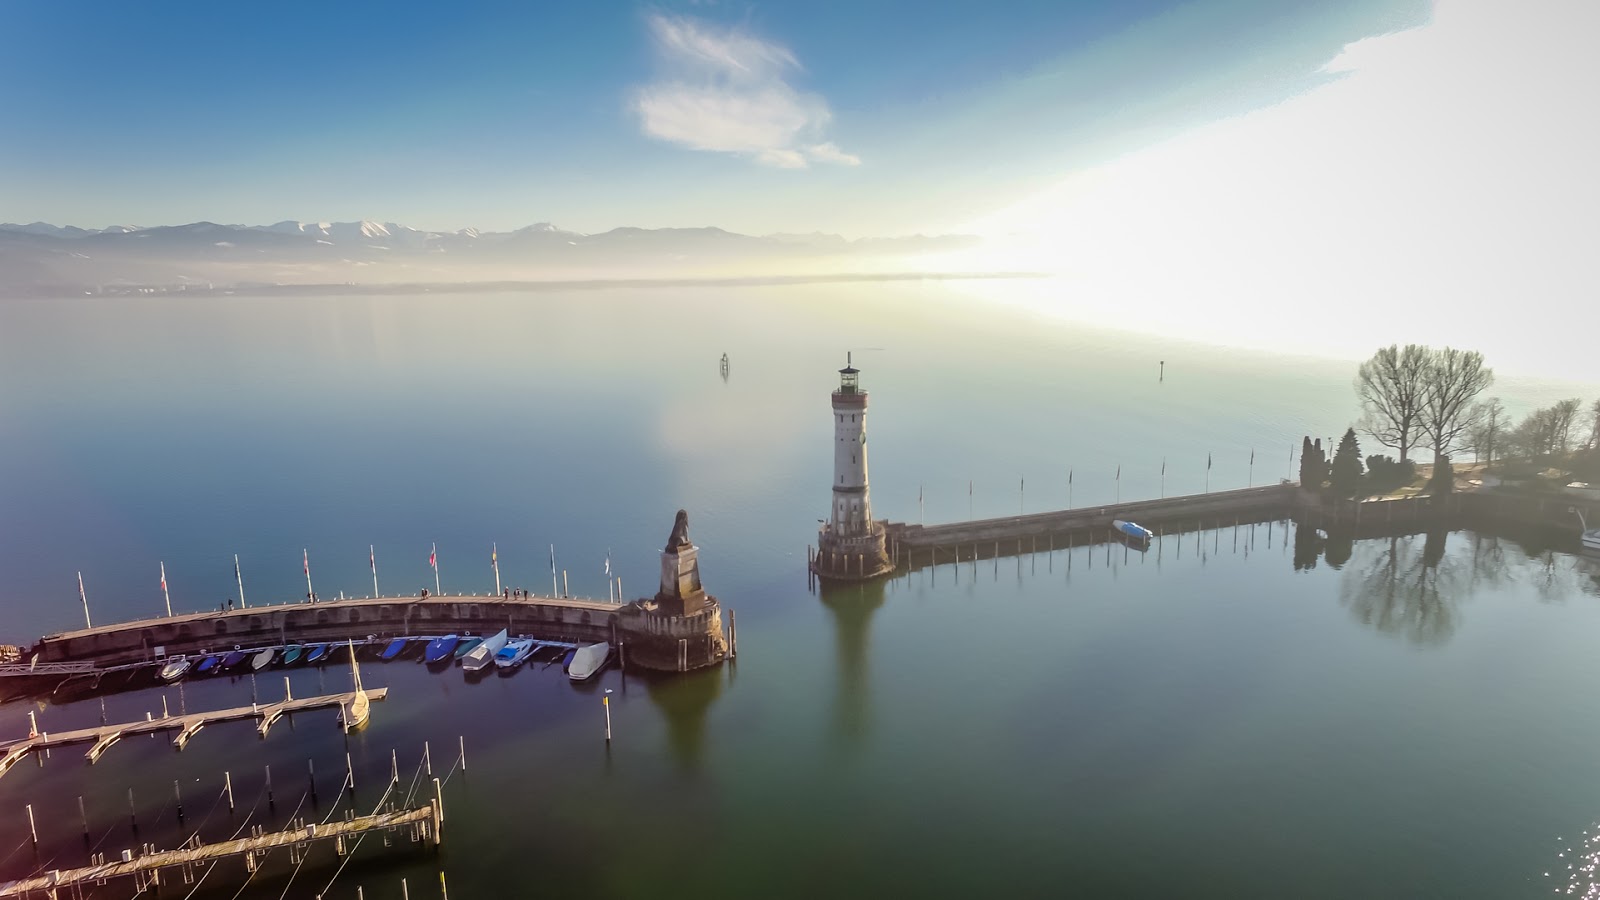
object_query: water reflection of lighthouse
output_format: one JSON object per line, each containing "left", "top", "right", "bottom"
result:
{"left": 819, "top": 579, "right": 886, "bottom": 749}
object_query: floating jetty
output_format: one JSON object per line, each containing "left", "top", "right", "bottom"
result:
{"left": 0, "top": 686, "right": 387, "bottom": 781}
{"left": 0, "top": 800, "right": 439, "bottom": 898}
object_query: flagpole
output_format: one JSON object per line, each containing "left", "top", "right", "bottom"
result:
{"left": 550, "top": 544, "right": 558, "bottom": 598}
{"left": 605, "top": 550, "right": 613, "bottom": 602}
{"left": 492, "top": 543, "right": 501, "bottom": 596}
{"left": 919, "top": 485, "right": 924, "bottom": 526}
{"left": 1161, "top": 458, "right": 1166, "bottom": 499}
{"left": 234, "top": 554, "right": 246, "bottom": 608}
{"left": 1249, "top": 449, "right": 1255, "bottom": 488}
{"left": 1116, "top": 465, "right": 1121, "bottom": 504}
{"left": 78, "top": 571, "right": 91, "bottom": 628}
{"left": 1068, "top": 468, "right": 1073, "bottom": 510}
{"left": 1019, "top": 477, "right": 1024, "bottom": 515}
{"left": 160, "top": 561, "right": 172, "bottom": 617}
{"left": 1206, "top": 453, "right": 1212, "bottom": 494}
{"left": 371, "top": 545, "right": 379, "bottom": 598}
{"left": 432, "top": 542, "right": 441, "bottom": 596}
{"left": 303, "top": 549, "right": 314, "bottom": 603}
{"left": 968, "top": 480, "right": 973, "bottom": 521}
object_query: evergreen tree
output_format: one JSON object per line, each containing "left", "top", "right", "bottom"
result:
{"left": 1330, "top": 428, "right": 1365, "bottom": 496}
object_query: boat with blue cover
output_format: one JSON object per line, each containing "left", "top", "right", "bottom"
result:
{"left": 304, "top": 643, "right": 330, "bottom": 665}
{"left": 423, "top": 635, "right": 459, "bottom": 664}
{"left": 495, "top": 638, "right": 535, "bottom": 670}
{"left": 280, "top": 645, "right": 303, "bottom": 666}
{"left": 196, "top": 655, "right": 220, "bottom": 674}
{"left": 1113, "top": 519, "right": 1154, "bottom": 542}
{"left": 379, "top": 638, "right": 408, "bottom": 661}
{"left": 452, "top": 637, "right": 482, "bottom": 661}
{"left": 221, "top": 649, "right": 248, "bottom": 670}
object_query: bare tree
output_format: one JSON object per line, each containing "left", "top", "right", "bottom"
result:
{"left": 1465, "top": 397, "right": 1505, "bottom": 467}
{"left": 1549, "top": 398, "right": 1583, "bottom": 455}
{"left": 1356, "top": 344, "right": 1429, "bottom": 462}
{"left": 1419, "top": 347, "right": 1493, "bottom": 468}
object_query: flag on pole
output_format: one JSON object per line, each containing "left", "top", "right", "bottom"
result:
{"left": 1208, "top": 452, "right": 1213, "bottom": 470}
{"left": 429, "top": 545, "right": 437, "bottom": 570}
{"left": 1116, "top": 465, "right": 1121, "bottom": 480}
{"left": 1162, "top": 458, "right": 1166, "bottom": 476}
{"left": 303, "top": 549, "right": 309, "bottom": 576}
{"left": 1250, "top": 449, "right": 1255, "bottom": 465}
{"left": 605, "top": 552, "right": 611, "bottom": 577}
{"left": 1069, "top": 469, "right": 1073, "bottom": 485}
{"left": 491, "top": 545, "right": 497, "bottom": 566}
{"left": 370, "top": 546, "right": 376, "bottom": 574}
{"left": 234, "top": 555, "right": 242, "bottom": 583}
{"left": 159, "top": 562, "right": 167, "bottom": 593}
{"left": 78, "top": 572, "right": 86, "bottom": 605}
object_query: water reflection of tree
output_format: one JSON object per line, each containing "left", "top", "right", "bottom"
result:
{"left": 1340, "top": 532, "right": 1463, "bottom": 646}
{"left": 818, "top": 580, "right": 886, "bottom": 752}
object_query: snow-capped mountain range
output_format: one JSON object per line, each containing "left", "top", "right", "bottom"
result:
{"left": 0, "top": 219, "right": 980, "bottom": 295}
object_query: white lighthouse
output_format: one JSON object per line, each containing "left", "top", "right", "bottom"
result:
{"left": 814, "top": 354, "right": 894, "bottom": 581}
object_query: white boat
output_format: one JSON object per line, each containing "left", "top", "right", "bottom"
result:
{"left": 1112, "top": 519, "right": 1154, "bottom": 541}
{"left": 158, "top": 656, "right": 192, "bottom": 682}
{"left": 494, "top": 638, "right": 535, "bottom": 670}
{"left": 249, "top": 648, "right": 275, "bottom": 671}
{"left": 567, "top": 642, "right": 611, "bottom": 682}
{"left": 338, "top": 640, "right": 369, "bottom": 732}
{"left": 1577, "top": 509, "right": 1600, "bottom": 552}
{"left": 460, "top": 629, "right": 509, "bottom": 673}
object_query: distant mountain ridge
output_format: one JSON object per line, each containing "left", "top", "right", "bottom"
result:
{"left": 0, "top": 219, "right": 979, "bottom": 295}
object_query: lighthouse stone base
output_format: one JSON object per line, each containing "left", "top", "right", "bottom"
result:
{"left": 813, "top": 523, "right": 895, "bottom": 581}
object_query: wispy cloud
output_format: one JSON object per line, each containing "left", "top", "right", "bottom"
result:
{"left": 633, "top": 13, "right": 860, "bottom": 168}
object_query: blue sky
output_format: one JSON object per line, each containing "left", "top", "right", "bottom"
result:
{"left": 0, "top": 0, "right": 1429, "bottom": 235}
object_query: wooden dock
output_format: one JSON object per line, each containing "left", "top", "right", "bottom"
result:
{"left": 0, "top": 801, "right": 439, "bottom": 898}
{"left": 0, "top": 687, "right": 387, "bottom": 781}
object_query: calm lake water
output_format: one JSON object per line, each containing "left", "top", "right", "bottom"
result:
{"left": 1, "top": 282, "right": 1598, "bottom": 898}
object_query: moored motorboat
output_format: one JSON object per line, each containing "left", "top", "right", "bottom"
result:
{"left": 196, "top": 655, "right": 221, "bottom": 674}
{"left": 494, "top": 638, "right": 535, "bottom": 670}
{"left": 221, "top": 648, "right": 248, "bottom": 670}
{"left": 424, "top": 635, "right": 460, "bottom": 665}
{"left": 250, "top": 648, "right": 275, "bottom": 671}
{"left": 304, "top": 643, "right": 330, "bottom": 665}
{"left": 379, "top": 638, "right": 408, "bottom": 661}
{"left": 1577, "top": 510, "right": 1600, "bottom": 552}
{"left": 567, "top": 642, "right": 611, "bottom": 682}
{"left": 452, "top": 637, "right": 482, "bottom": 661}
{"left": 1112, "top": 519, "right": 1154, "bottom": 542}
{"left": 280, "top": 645, "right": 303, "bottom": 666}
{"left": 158, "top": 657, "right": 192, "bottom": 682}
{"left": 460, "top": 629, "right": 509, "bottom": 673}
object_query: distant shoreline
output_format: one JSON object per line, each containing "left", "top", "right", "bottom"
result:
{"left": 4, "top": 270, "right": 1048, "bottom": 300}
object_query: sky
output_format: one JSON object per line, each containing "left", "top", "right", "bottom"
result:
{"left": 1, "top": 0, "right": 1430, "bottom": 237}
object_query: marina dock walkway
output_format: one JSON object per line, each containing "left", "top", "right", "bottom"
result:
{"left": 0, "top": 687, "right": 387, "bottom": 781}
{"left": 0, "top": 802, "right": 438, "bottom": 898}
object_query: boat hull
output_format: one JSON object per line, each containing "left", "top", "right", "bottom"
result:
{"left": 568, "top": 643, "right": 611, "bottom": 682}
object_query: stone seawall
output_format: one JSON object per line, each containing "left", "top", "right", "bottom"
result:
{"left": 32, "top": 595, "right": 621, "bottom": 667}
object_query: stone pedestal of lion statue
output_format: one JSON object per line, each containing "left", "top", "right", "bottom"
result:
{"left": 615, "top": 510, "right": 730, "bottom": 672}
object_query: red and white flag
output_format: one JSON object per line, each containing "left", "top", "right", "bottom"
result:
{"left": 303, "top": 549, "right": 310, "bottom": 576}
{"left": 160, "top": 562, "right": 167, "bottom": 593}
{"left": 429, "top": 545, "right": 437, "bottom": 570}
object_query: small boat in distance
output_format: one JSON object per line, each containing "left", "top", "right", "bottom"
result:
{"left": 495, "top": 638, "right": 535, "bottom": 670}
{"left": 221, "top": 648, "right": 249, "bottom": 670}
{"left": 567, "top": 642, "right": 611, "bottom": 682}
{"left": 250, "top": 648, "right": 275, "bottom": 672}
{"left": 280, "top": 645, "right": 303, "bottom": 666}
{"left": 304, "top": 643, "right": 330, "bottom": 665}
{"left": 423, "top": 635, "right": 460, "bottom": 664}
{"left": 158, "top": 657, "right": 192, "bottom": 682}
{"left": 338, "top": 640, "right": 370, "bottom": 732}
{"left": 1113, "top": 520, "right": 1154, "bottom": 542}
{"left": 452, "top": 637, "right": 482, "bottom": 661}
{"left": 379, "top": 638, "right": 408, "bottom": 661}
{"left": 461, "top": 629, "right": 509, "bottom": 673}
{"left": 196, "top": 655, "right": 221, "bottom": 675}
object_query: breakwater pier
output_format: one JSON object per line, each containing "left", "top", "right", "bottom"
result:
{"left": 882, "top": 483, "right": 1297, "bottom": 570}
